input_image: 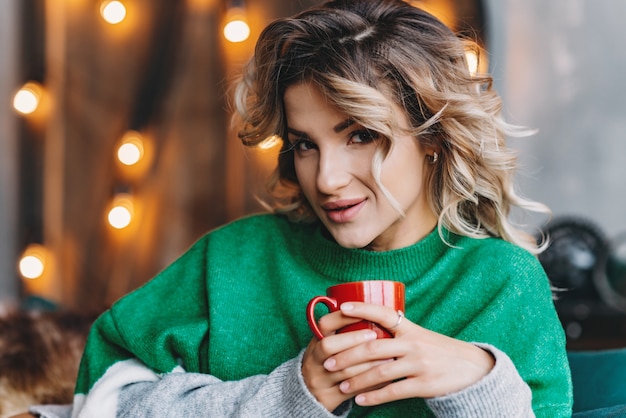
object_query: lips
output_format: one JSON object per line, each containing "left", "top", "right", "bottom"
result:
{"left": 322, "top": 198, "right": 366, "bottom": 223}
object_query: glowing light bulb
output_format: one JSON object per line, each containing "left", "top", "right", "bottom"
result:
{"left": 108, "top": 206, "right": 132, "bottom": 229}
{"left": 118, "top": 143, "right": 141, "bottom": 165}
{"left": 100, "top": 0, "right": 126, "bottom": 24}
{"left": 224, "top": 18, "right": 250, "bottom": 43}
{"left": 107, "top": 195, "right": 134, "bottom": 229}
{"left": 258, "top": 135, "right": 282, "bottom": 150}
{"left": 18, "top": 245, "right": 48, "bottom": 280}
{"left": 13, "top": 82, "right": 42, "bottom": 115}
{"left": 19, "top": 255, "right": 45, "bottom": 279}
{"left": 465, "top": 49, "right": 479, "bottom": 76}
{"left": 116, "top": 131, "right": 144, "bottom": 166}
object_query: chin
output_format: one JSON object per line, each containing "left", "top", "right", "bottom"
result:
{"left": 329, "top": 230, "right": 374, "bottom": 250}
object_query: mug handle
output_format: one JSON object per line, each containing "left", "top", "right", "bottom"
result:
{"left": 306, "top": 296, "right": 339, "bottom": 339}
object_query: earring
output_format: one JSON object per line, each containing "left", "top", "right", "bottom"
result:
{"left": 431, "top": 152, "right": 439, "bottom": 164}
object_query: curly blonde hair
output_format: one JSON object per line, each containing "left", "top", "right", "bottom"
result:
{"left": 233, "top": 0, "right": 549, "bottom": 253}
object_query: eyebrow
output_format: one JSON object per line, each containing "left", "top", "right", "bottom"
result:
{"left": 286, "top": 118, "right": 355, "bottom": 138}
{"left": 333, "top": 118, "right": 355, "bottom": 133}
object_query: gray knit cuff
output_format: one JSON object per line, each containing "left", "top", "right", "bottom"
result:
{"left": 29, "top": 404, "right": 72, "bottom": 418}
{"left": 266, "top": 349, "right": 351, "bottom": 418}
{"left": 426, "top": 343, "right": 534, "bottom": 417}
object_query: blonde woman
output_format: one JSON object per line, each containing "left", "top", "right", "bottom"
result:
{"left": 24, "top": 0, "right": 572, "bottom": 417}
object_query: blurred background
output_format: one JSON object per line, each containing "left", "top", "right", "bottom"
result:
{"left": 0, "top": 0, "right": 625, "bottom": 348}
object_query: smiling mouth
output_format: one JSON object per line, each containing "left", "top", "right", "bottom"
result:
{"left": 322, "top": 199, "right": 366, "bottom": 223}
{"left": 326, "top": 202, "right": 359, "bottom": 211}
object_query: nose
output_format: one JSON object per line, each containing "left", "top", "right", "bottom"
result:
{"left": 316, "top": 149, "right": 351, "bottom": 194}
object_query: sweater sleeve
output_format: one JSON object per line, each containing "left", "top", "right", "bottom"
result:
{"left": 426, "top": 344, "right": 534, "bottom": 417}
{"left": 30, "top": 351, "right": 350, "bottom": 418}
{"left": 114, "top": 350, "right": 348, "bottom": 418}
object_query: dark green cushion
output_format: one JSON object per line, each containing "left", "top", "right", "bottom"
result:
{"left": 573, "top": 404, "right": 626, "bottom": 417}
{"left": 568, "top": 348, "right": 626, "bottom": 413}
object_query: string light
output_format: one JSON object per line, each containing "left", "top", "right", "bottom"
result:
{"left": 18, "top": 244, "right": 48, "bottom": 280}
{"left": 224, "top": 16, "right": 250, "bottom": 43}
{"left": 19, "top": 255, "right": 44, "bottom": 279}
{"left": 13, "top": 82, "right": 43, "bottom": 115}
{"left": 223, "top": 0, "right": 250, "bottom": 43}
{"left": 116, "top": 130, "right": 144, "bottom": 166}
{"left": 107, "top": 194, "right": 134, "bottom": 229}
{"left": 257, "top": 135, "right": 282, "bottom": 150}
{"left": 118, "top": 142, "right": 142, "bottom": 165}
{"left": 465, "top": 49, "right": 479, "bottom": 76}
{"left": 100, "top": 0, "right": 126, "bottom": 24}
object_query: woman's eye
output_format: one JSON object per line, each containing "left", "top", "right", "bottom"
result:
{"left": 291, "top": 138, "right": 316, "bottom": 153}
{"left": 349, "top": 129, "right": 379, "bottom": 144}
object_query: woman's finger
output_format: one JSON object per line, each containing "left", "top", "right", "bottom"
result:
{"left": 354, "top": 377, "right": 422, "bottom": 406}
{"left": 338, "top": 355, "right": 410, "bottom": 396}
{"left": 323, "top": 338, "right": 401, "bottom": 372}
{"left": 339, "top": 302, "right": 412, "bottom": 334}
{"left": 312, "top": 328, "right": 378, "bottom": 362}
{"left": 316, "top": 309, "right": 365, "bottom": 337}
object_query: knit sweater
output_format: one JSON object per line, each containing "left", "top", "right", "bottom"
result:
{"left": 32, "top": 213, "right": 573, "bottom": 417}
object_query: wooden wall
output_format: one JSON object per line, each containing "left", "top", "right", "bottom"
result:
{"left": 32, "top": 0, "right": 321, "bottom": 310}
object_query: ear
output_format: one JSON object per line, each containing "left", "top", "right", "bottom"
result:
{"left": 424, "top": 146, "right": 441, "bottom": 164}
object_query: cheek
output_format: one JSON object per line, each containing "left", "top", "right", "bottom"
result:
{"left": 379, "top": 146, "right": 427, "bottom": 196}
{"left": 294, "top": 159, "right": 314, "bottom": 195}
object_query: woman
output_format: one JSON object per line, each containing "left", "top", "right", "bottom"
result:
{"left": 25, "top": 0, "right": 572, "bottom": 416}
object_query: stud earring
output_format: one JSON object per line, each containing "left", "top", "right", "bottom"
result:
{"left": 431, "top": 151, "right": 439, "bottom": 163}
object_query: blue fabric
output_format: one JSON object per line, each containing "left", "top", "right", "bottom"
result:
{"left": 568, "top": 348, "right": 626, "bottom": 413}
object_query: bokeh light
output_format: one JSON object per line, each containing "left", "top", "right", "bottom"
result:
{"left": 116, "top": 131, "right": 144, "bottom": 166}
{"left": 13, "top": 82, "right": 42, "bottom": 115}
{"left": 465, "top": 49, "right": 479, "bottom": 76}
{"left": 18, "top": 245, "right": 48, "bottom": 280}
{"left": 107, "top": 195, "right": 134, "bottom": 229}
{"left": 100, "top": 1, "right": 126, "bottom": 24}
{"left": 257, "top": 135, "right": 282, "bottom": 150}
{"left": 224, "top": 18, "right": 250, "bottom": 43}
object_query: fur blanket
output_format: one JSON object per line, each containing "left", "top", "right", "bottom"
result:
{"left": 0, "top": 309, "right": 95, "bottom": 418}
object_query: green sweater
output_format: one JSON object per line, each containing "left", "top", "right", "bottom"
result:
{"left": 67, "top": 213, "right": 572, "bottom": 417}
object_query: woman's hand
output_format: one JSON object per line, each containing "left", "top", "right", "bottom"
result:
{"left": 301, "top": 310, "right": 394, "bottom": 411}
{"left": 324, "top": 302, "right": 495, "bottom": 407}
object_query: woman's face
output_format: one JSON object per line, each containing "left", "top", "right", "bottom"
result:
{"left": 283, "top": 82, "right": 437, "bottom": 251}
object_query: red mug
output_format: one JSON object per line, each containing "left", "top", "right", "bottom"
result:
{"left": 306, "top": 280, "right": 405, "bottom": 339}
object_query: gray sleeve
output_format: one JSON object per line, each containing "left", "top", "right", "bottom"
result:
{"left": 116, "top": 350, "right": 350, "bottom": 418}
{"left": 29, "top": 351, "right": 349, "bottom": 418}
{"left": 426, "top": 343, "right": 534, "bottom": 418}
{"left": 29, "top": 351, "right": 348, "bottom": 418}
{"left": 28, "top": 404, "right": 72, "bottom": 418}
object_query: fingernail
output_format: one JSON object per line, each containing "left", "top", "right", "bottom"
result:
{"left": 340, "top": 302, "right": 354, "bottom": 311}
{"left": 323, "top": 358, "right": 336, "bottom": 370}
{"left": 355, "top": 394, "right": 366, "bottom": 405}
{"left": 339, "top": 381, "right": 350, "bottom": 393}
